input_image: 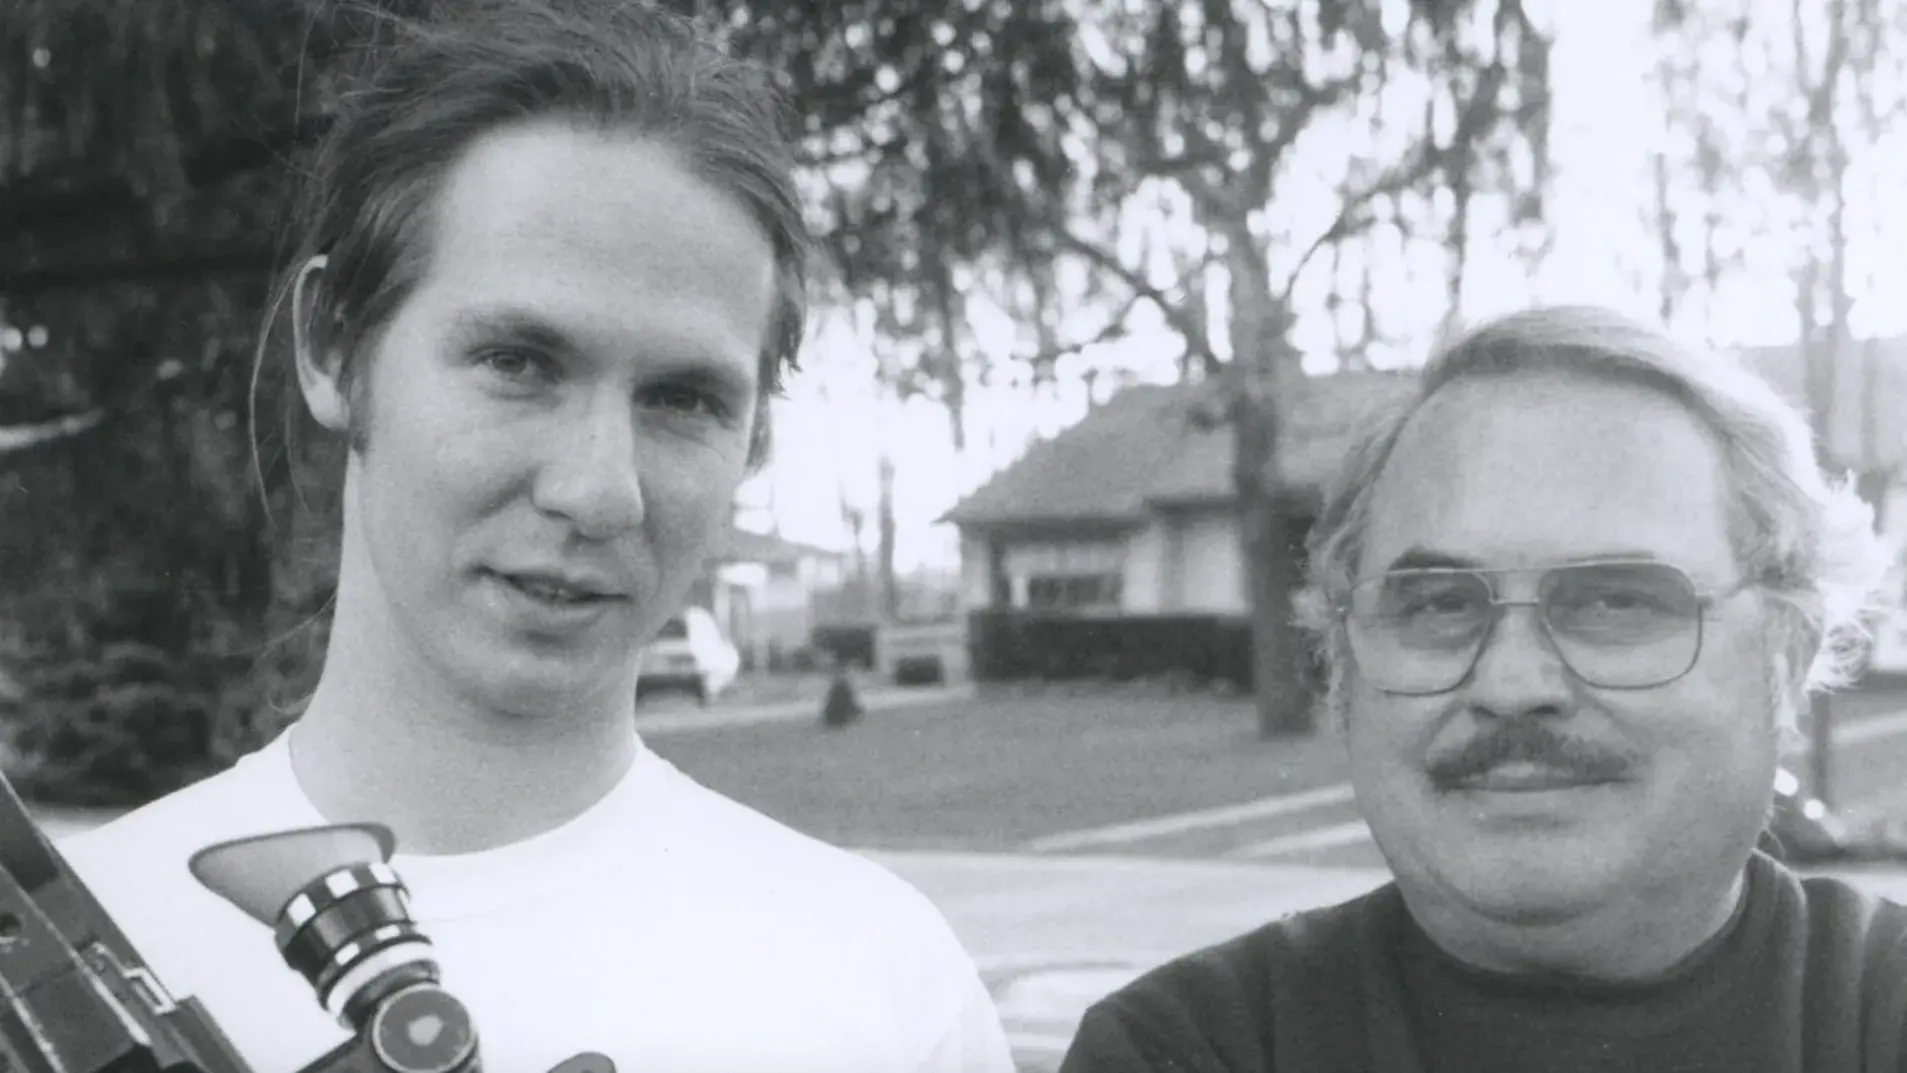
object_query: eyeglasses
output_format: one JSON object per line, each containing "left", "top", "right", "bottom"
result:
{"left": 1341, "top": 560, "right": 1754, "bottom": 696}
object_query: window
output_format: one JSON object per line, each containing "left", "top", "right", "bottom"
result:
{"left": 654, "top": 617, "right": 688, "bottom": 640}
{"left": 1026, "top": 573, "right": 1123, "bottom": 612}
{"left": 1006, "top": 539, "right": 1127, "bottom": 614}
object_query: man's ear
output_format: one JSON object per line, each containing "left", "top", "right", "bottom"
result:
{"left": 292, "top": 254, "right": 351, "bottom": 432}
{"left": 1767, "top": 649, "right": 1811, "bottom": 755}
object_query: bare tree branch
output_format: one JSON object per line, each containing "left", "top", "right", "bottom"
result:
{"left": 1280, "top": 146, "right": 1438, "bottom": 298}
{"left": 1145, "top": 126, "right": 1241, "bottom": 217}
{"left": 1021, "top": 289, "right": 1147, "bottom": 368}
{"left": 1053, "top": 229, "right": 1221, "bottom": 371}
{"left": 1281, "top": 47, "right": 1511, "bottom": 299}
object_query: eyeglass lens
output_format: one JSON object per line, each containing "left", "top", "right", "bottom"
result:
{"left": 1346, "top": 562, "right": 1706, "bottom": 693}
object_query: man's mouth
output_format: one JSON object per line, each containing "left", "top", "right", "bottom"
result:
{"left": 492, "top": 571, "right": 623, "bottom": 605}
{"left": 1451, "top": 761, "right": 1619, "bottom": 793}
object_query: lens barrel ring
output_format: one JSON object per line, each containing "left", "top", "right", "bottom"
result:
{"left": 275, "top": 862, "right": 431, "bottom": 1005}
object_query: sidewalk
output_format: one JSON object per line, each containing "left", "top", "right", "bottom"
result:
{"left": 868, "top": 850, "right": 1388, "bottom": 970}
{"left": 868, "top": 850, "right": 1390, "bottom": 1070}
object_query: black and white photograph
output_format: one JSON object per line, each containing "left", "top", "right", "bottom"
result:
{"left": 3, "top": 1, "right": 1906, "bottom": 1070}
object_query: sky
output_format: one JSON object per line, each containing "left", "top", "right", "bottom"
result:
{"left": 742, "top": 0, "right": 1907, "bottom": 575}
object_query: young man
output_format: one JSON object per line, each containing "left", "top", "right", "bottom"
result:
{"left": 57, "top": 4, "right": 1012, "bottom": 1071}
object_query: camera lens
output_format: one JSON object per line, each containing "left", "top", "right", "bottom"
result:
{"left": 188, "top": 824, "right": 479, "bottom": 1069}
{"left": 274, "top": 862, "right": 436, "bottom": 1023}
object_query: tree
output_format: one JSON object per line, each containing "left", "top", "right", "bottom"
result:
{"left": 716, "top": 2, "right": 1554, "bottom": 736}
{"left": 693, "top": 0, "right": 1089, "bottom": 625}
{"left": 1007, "top": 0, "right": 1554, "bottom": 736}
{"left": 1649, "top": 0, "right": 1907, "bottom": 803}
{"left": 0, "top": 1, "right": 388, "bottom": 801}
{"left": 1650, "top": 0, "right": 1905, "bottom": 426}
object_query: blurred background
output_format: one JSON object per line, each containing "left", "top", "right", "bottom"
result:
{"left": 5, "top": 1, "right": 1907, "bottom": 1067}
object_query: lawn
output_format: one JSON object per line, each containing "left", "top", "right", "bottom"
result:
{"left": 644, "top": 686, "right": 1352, "bottom": 852}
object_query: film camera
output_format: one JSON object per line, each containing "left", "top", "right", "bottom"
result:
{"left": 0, "top": 769, "right": 611, "bottom": 1072}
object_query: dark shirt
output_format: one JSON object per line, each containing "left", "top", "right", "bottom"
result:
{"left": 1059, "top": 853, "right": 1907, "bottom": 1073}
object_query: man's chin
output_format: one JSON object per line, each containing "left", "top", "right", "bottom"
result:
{"left": 1411, "top": 846, "right": 1634, "bottom": 928}
{"left": 458, "top": 656, "right": 634, "bottom": 724}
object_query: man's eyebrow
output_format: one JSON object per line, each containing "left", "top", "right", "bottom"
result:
{"left": 448, "top": 307, "right": 575, "bottom": 352}
{"left": 1383, "top": 548, "right": 1480, "bottom": 572}
{"left": 648, "top": 359, "right": 755, "bottom": 397}
{"left": 448, "top": 306, "right": 757, "bottom": 389}
{"left": 1380, "top": 547, "right": 1668, "bottom": 572}
{"left": 1561, "top": 549, "right": 1664, "bottom": 565}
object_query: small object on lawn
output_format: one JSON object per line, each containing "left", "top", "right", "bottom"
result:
{"left": 821, "top": 658, "right": 863, "bottom": 729}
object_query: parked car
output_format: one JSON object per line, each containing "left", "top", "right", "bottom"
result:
{"left": 637, "top": 607, "right": 740, "bottom": 706}
{"left": 1861, "top": 558, "right": 1907, "bottom": 680}
{"left": 1867, "top": 607, "right": 1907, "bottom": 679}
{"left": 1768, "top": 764, "right": 1907, "bottom": 864}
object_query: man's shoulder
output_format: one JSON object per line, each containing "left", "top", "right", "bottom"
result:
{"left": 1792, "top": 867, "right": 1907, "bottom": 961}
{"left": 1092, "top": 885, "right": 1393, "bottom": 1034}
{"left": 644, "top": 765, "right": 1003, "bottom": 1066}
{"left": 663, "top": 763, "right": 944, "bottom": 907}
{"left": 643, "top": 762, "right": 976, "bottom": 969}
{"left": 57, "top": 748, "right": 292, "bottom": 894}
{"left": 1062, "top": 887, "right": 1395, "bottom": 1073}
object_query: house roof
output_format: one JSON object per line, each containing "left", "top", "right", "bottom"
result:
{"left": 941, "top": 371, "right": 1419, "bottom": 528}
{"left": 941, "top": 330, "right": 1907, "bottom": 532}
{"left": 1735, "top": 336, "right": 1907, "bottom": 471}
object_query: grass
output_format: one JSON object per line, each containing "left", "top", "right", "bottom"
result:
{"left": 638, "top": 670, "right": 858, "bottom": 711}
{"left": 646, "top": 687, "right": 1351, "bottom": 852}
{"left": 649, "top": 681, "right": 1907, "bottom": 858}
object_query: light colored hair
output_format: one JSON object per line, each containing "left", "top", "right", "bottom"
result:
{"left": 1301, "top": 305, "right": 1895, "bottom": 732}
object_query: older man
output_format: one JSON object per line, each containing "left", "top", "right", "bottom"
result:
{"left": 1059, "top": 306, "right": 1907, "bottom": 1073}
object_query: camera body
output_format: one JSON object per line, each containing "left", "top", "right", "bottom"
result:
{"left": 0, "top": 769, "right": 479, "bottom": 1073}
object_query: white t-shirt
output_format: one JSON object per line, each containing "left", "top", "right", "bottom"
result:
{"left": 56, "top": 729, "right": 1014, "bottom": 1073}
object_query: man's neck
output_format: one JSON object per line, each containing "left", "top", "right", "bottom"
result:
{"left": 1401, "top": 867, "right": 1750, "bottom": 983}
{"left": 289, "top": 594, "right": 640, "bottom": 856}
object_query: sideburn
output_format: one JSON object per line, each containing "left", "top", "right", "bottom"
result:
{"left": 344, "top": 370, "right": 375, "bottom": 455}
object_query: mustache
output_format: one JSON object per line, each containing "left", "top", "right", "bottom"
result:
{"left": 1426, "top": 720, "right": 1636, "bottom": 790}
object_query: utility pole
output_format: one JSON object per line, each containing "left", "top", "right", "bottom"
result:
{"left": 1804, "top": 325, "right": 1840, "bottom": 808}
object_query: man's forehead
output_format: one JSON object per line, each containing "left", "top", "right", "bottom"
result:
{"left": 1358, "top": 374, "right": 1737, "bottom": 576}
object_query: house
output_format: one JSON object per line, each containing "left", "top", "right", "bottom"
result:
{"left": 686, "top": 526, "right": 848, "bottom": 669}
{"left": 941, "top": 371, "right": 1418, "bottom": 618}
{"left": 1736, "top": 335, "right": 1907, "bottom": 532}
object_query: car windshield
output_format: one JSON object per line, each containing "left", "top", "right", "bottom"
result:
{"left": 653, "top": 617, "right": 688, "bottom": 640}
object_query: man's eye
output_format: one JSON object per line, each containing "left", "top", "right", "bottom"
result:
{"left": 475, "top": 347, "right": 552, "bottom": 383}
{"left": 645, "top": 384, "right": 732, "bottom": 421}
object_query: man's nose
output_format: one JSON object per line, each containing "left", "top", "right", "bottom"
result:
{"left": 531, "top": 398, "right": 645, "bottom": 540}
{"left": 1464, "top": 603, "right": 1572, "bottom": 717}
